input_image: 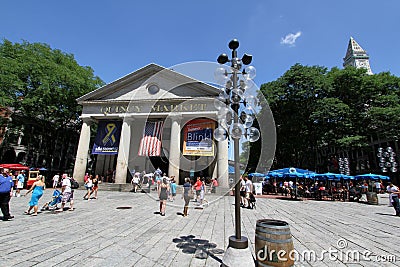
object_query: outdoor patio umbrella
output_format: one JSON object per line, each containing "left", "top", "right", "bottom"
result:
{"left": 248, "top": 172, "right": 266, "bottom": 178}
{"left": 313, "top": 172, "right": 342, "bottom": 181}
{"left": 354, "top": 173, "right": 390, "bottom": 181}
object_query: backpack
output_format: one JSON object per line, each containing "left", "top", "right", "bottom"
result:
{"left": 70, "top": 178, "right": 79, "bottom": 189}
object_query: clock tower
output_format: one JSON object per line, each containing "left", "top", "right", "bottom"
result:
{"left": 343, "top": 37, "right": 373, "bottom": 75}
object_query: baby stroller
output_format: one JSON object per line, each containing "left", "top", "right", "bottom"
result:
{"left": 41, "top": 189, "right": 62, "bottom": 211}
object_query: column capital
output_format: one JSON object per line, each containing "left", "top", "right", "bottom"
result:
{"left": 169, "top": 113, "right": 182, "bottom": 122}
{"left": 80, "top": 117, "right": 93, "bottom": 125}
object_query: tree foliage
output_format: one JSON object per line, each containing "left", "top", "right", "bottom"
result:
{"left": 259, "top": 64, "right": 400, "bottom": 172}
{"left": 0, "top": 39, "right": 104, "bottom": 167}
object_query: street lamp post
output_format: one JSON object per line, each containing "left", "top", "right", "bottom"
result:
{"left": 214, "top": 39, "right": 260, "bottom": 251}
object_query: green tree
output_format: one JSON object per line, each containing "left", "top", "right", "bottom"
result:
{"left": 260, "top": 64, "right": 400, "bottom": 173}
{"left": 0, "top": 39, "right": 104, "bottom": 168}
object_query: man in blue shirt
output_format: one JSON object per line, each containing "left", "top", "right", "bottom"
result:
{"left": 0, "top": 167, "right": 14, "bottom": 221}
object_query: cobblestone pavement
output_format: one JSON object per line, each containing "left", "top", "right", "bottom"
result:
{"left": 1, "top": 188, "right": 399, "bottom": 267}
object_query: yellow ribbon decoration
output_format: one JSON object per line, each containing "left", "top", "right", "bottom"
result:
{"left": 102, "top": 123, "right": 116, "bottom": 145}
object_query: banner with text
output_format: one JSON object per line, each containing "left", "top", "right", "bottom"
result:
{"left": 92, "top": 121, "right": 122, "bottom": 155}
{"left": 183, "top": 119, "right": 215, "bottom": 156}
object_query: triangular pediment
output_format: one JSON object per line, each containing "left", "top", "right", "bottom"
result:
{"left": 77, "top": 63, "right": 219, "bottom": 104}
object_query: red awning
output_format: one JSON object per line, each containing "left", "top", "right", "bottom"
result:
{"left": 0, "top": 163, "right": 30, "bottom": 171}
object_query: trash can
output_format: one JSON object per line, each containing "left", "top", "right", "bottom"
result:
{"left": 366, "top": 192, "right": 378, "bottom": 205}
{"left": 255, "top": 219, "right": 294, "bottom": 267}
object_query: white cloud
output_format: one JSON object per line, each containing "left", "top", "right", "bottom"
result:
{"left": 280, "top": 31, "right": 302, "bottom": 46}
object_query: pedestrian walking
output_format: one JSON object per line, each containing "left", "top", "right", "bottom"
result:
{"left": 16, "top": 171, "right": 25, "bottom": 197}
{"left": 158, "top": 178, "right": 170, "bottom": 216}
{"left": 194, "top": 177, "right": 202, "bottom": 203}
{"left": 169, "top": 177, "right": 177, "bottom": 201}
{"left": 182, "top": 178, "right": 192, "bottom": 217}
{"left": 0, "top": 167, "right": 14, "bottom": 221}
{"left": 60, "top": 175, "right": 74, "bottom": 211}
{"left": 52, "top": 173, "right": 60, "bottom": 189}
{"left": 83, "top": 175, "right": 93, "bottom": 200}
{"left": 388, "top": 183, "right": 400, "bottom": 216}
{"left": 131, "top": 173, "right": 140, "bottom": 193}
{"left": 198, "top": 178, "right": 206, "bottom": 207}
{"left": 24, "top": 175, "right": 45, "bottom": 216}
{"left": 91, "top": 174, "right": 99, "bottom": 199}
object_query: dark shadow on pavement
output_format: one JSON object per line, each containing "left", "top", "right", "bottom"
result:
{"left": 375, "top": 212, "right": 398, "bottom": 217}
{"left": 173, "top": 235, "right": 224, "bottom": 263}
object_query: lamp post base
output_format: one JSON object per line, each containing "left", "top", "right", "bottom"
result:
{"left": 222, "top": 240, "right": 254, "bottom": 267}
{"left": 228, "top": 235, "right": 248, "bottom": 249}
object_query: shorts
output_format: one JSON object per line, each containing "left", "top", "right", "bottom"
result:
{"left": 172, "top": 193, "right": 176, "bottom": 196}
{"left": 196, "top": 190, "right": 201, "bottom": 196}
{"left": 62, "top": 191, "right": 74, "bottom": 203}
{"left": 17, "top": 181, "right": 24, "bottom": 189}
{"left": 240, "top": 191, "right": 246, "bottom": 197}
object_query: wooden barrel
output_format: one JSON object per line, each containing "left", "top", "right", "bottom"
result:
{"left": 366, "top": 192, "right": 378, "bottom": 205}
{"left": 255, "top": 219, "right": 294, "bottom": 267}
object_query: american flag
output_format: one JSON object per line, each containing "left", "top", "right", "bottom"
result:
{"left": 138, "top": 121, "right": 164, "bottom": 156}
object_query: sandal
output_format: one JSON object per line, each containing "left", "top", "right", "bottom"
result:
{"left": 24, "top": 211, "right": 30, "bottom": 215}
{"left": 68, "top": 208, "right": 74, "bottom": 211}
{"left": 32, "top": 213, "right": 37, "bottom": 216}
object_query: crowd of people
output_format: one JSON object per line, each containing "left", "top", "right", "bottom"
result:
{"left": 128, "top": 167, "right": 221, "bottom": 217}
{"left": 2, "top": 164, "right": 399, "bottom": 221}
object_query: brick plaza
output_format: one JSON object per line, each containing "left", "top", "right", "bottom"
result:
{"left": 1, "top": 188, "right": 399, "bottom": 267}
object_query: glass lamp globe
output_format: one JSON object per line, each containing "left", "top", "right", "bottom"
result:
{"left": 218, "top": 118, "right": 229, "bottom": 129}
{"left": 214, "top": 67, "right": 229, "bottom": 85}
{"left": 225, "top": 80, "right": 233, "bottom": 89}
{"left": 239, "top": 79, "right": 254, "bottom": 91}
{"left": 243, "top": 115, "right": 254, "bottom": 128}
{"left": 214, "top": 95, "right": 227, "bottom": 110}
{"left": 387, "top": 147, "right": 393, "bottom": 152}
{"left": 245, "top": 95, "right": 258, "bottom": 107}
{"left": 231, "top": 88, "right": 243, "bottom": 104}
{"left": 243, "top": 106, "right": 256, "bottom": 121}
{"left": 230, "top": 123, "right": 245, "bottom": 139}
{"left": 214, "top": 127, "right": 227, "bottom": 141}
{"left": 248, "top": 127, "right": 260, "bottom": 142}
{"left": 391, "top": 167, "right": 398, "bottom": 172}
{"left": 378, "top": 147, "right": 383, "bottom": 153}
{"left": 244, "top": 66, "right": 256, "bottom": 80}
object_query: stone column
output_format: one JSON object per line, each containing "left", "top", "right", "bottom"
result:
{"left": 73, "top": 118, "right": 92, "bottom": 183}
{"left": 115, "top": 118, "right": 133, "bottom": 184}
{"left": 217, "top": 138, "right": 229, "bottom": 188}
{"left": 168, "top": 114, "right": 181, "bottom": 179}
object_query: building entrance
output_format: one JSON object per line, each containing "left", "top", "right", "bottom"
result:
{"left": 149, "top": 156, "right": 169, "bottom": 177}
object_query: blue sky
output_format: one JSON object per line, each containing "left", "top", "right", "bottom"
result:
{"left": 1, "top": 0, "right": 400, "bottom": 86}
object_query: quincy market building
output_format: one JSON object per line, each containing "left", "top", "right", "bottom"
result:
{"left": 72, "top": 64, "right": 229, "bottom": 187}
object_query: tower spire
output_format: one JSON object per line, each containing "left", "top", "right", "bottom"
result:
{"left": 343, "top": 37, "right": 373, "bottom": 74}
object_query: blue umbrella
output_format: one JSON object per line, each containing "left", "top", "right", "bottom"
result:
{"left": 314, "top": 172, "right": 342, "bottom": 181}
{"left": 354, "top": 173, "right": 390, "bottom": 181}
{"left": 266, "top": 171, "right": 283, "bottom": 178}
{"left": 248, "top": 172, "right": 266, "bottom": 178}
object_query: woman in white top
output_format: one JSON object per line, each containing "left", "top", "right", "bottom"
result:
{"left": 83, "top": 175, "right": 93, "bottom": 200}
